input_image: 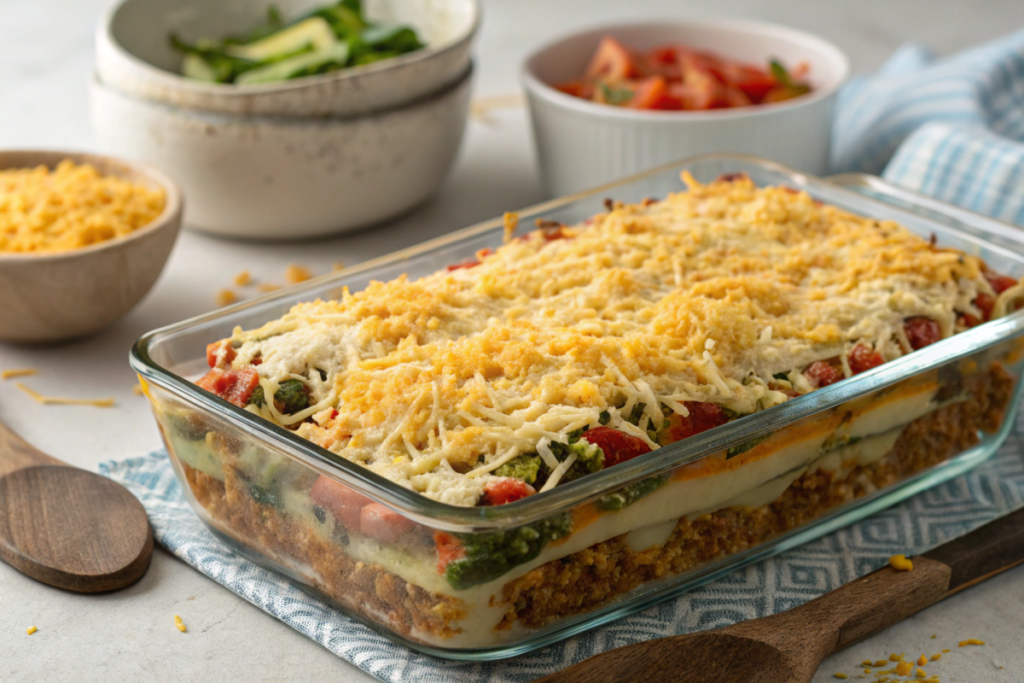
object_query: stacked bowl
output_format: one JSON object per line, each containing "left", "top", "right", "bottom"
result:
{"left": 92, "top": 0, "right": 479, "bottom": 239}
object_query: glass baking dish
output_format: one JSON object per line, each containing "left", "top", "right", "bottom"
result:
{"left": 131, "top": 155, "right": 1024, "bottom": 660}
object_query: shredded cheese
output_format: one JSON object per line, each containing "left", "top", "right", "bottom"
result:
{"left": 889, "top": 554, "right": 914, "bottom": 571}
{"left": 15, "top": 382, "right": 115, "bottom": 407}
{"left": 209, "top": 175, "right": 1010, "bottom": 506}
{"left": 25, "top": 626, "right": 37, "bottom": 635}
{"left": 216, "top": 289, "right": 237, "bottom": 307}
{"left": 0, "top": 160, "right": 165, "bottom": 253}
{"left": 2, "top": 368, "right": 37, "bottom": 380}
{"left": 233, "top": 270, "right": 252, "bottom": 286}
{"left": 174, "top": 615, "right": 186, "bottom": 633}
{"left": 285, "top": 264, "right": 313, "bottom": 284}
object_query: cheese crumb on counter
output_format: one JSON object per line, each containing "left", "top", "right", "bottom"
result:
{"left": 26, "top": 626, "right": 37, "bottom": 635}
{"left": 15, "top": 382, "right": 115, "bottom": 407}
{"left": 958, "top": 639, "right": 985, "bottom": 647}
{"left": 284, "top": 264, "right": 312, "bottom": 284}
{"left": 917, "top": 655, "right": 928, "bottom": 666}
{"left": 895, "top": 660, "right": 913, "bottom": 676}
{"left": 2, "top": 368, "right": 38, "bottom": 380}
{"left": 256, "top": 283, "right": 281, "bottom": 293}
{"left": 233, "top": 270, "right": 252, "bottom": 286}
{"left": 0, "top": 160, "right": 165, "bottom": 253}
{"left": 833, "top": 673, "right": 848, "bottom": 679}
{"left": 174, "top": 615, "right": 186, "bottom": 633}
{"left": 889, "top": 554, "right": 914, "bottom": 571}
{"left": 216, "top": 289, "right": 237, "bottom": 307}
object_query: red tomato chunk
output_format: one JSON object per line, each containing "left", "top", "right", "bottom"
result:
{"left": 848, "top": 344, "right": 885, "bottom": 375}
{"left": 359, "top": 503, "right": 416, "bottom": 543}
{"left": 310, "top": 475, "right": 371, "bottom": 531}
{"left": 196, "top": 366, "right": 259, "bottom": 407}
{"left": 206, "top": 340, "right": 236, "bottom": 369}
{"left": 659, "top": 401, "right": 729, "bottom": 445}
{"left": 311, "top": 476, "right": 416, "bottom": 543}
{"left": 986, "top": 272, "right": 1017, "bottom": 294}
{"left": 581, "top": 426, "right": 652, "bottom": 467}
{"left": 904, "top": 317, "right": 942, "bottom": 351}
{"left": 556, "top": 37, "right": 811, "bottom": 111}
{"left": 481, "top": 479, "right": 536, "bottom": 505}
{"left": 804, "top": 361, "right": 842, "bottom": 388}
{"left": 434, "top": 531, "right": 465, "bottom": 575}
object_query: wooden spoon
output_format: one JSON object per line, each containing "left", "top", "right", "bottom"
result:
{"left": 0, "top": 419, "right": 153, "bottom": 592}
{"left": 538, "top": 506, "right": 1024, "bottom": 683}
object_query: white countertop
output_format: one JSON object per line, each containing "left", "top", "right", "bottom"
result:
{"left": 3, "top": 1, "right": 1024, "bottom": 680}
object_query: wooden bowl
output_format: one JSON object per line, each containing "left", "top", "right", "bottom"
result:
{"left": 0, "top": 150, "right": 183, "bottom": 343}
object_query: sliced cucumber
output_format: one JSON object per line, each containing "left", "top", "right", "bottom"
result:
{"left": 226, "top": 16, "right": 336, "bottom": 62}
{"left": 235, "top": 41, "right": 350, "bottom": 85}
{"left": 181, "top": 53, "right": 220, "bottom": 82}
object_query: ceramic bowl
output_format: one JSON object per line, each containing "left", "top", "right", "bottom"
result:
{"left": 0, "top": 150, "right": 182, "bottom": 343}
{"left": 521, "top": 20, "right": 849, "bottom": 197}
{"left": 90, "top": 64, "right": 473, "bottom": 240}
{"left": 96, "top": 0, "right": 479, "bottom": 117}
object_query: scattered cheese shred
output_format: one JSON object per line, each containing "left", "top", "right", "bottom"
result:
{"left": 930, "top": 653, "right": 941, "bottom": 661}
{"left": 216, "top": 289, "right": 237, "bottom": 307}
{"left": 917, "top": 655, "right": 928, "bottom": 666}
{"left": 257, "top": 283, "right": 281, "bottom": 293}
{"left": 233, "top": 270, "right": 252, "bottom": 286}
{"left": 285, "top": 264, "right": 313, "bottom": 284}
{"left": 895, "top": 660, "right": 913, "bottom": 676}
{"left": 332, "top": 262, "right": 346, "bottom": 271}
{"left": 26, "top": 626, "right": 37, "bottom": 635}
{"left": 174, "top": 615, "right": 186, "bottom": 633}
{"left": 833, "top": 674, "right": 848, "bottom": 680}
{"left": 958, "top": 639, "right": 985, "bottom": 647}
{"left": 15, "top": 383, "right": 114, "bottom": 407}
{"left": 889, "top": 554, "right": 914, "bottom": 571}
{"left": 2, "top": 368, "right": 38, "bottom": 380}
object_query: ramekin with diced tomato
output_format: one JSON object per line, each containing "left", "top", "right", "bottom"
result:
{"left": 521, "top": 19, "right": 848, "bottom": 197}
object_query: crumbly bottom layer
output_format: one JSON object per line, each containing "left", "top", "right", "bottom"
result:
{"left": 179, "top": 364, "right": 1012, "bottom": 642}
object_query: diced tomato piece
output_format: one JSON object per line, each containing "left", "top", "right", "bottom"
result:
{"left": 541, "top": 226, "right": 571, "bottom": 241}
{"left": 581, "top": 426, "right": 652, "bottom": 467}
{"left": 904, "top": 317, "right": 942, "bottom": 351}
{"left": 555, "top": 81, "right": 588, "bottom": 98}
{"left": 251, "top": 356, "right": 262, "bottom": 366}
{"left": 310, "top": 475, "right": 372, "bottom": 531}
{"left": 206, "top": 340, "right": 236, "bottom": 369}
{"left": 359, "top": 502, "right": 417, "bottom": 543}
{"left": 628, "top": 76, "right": 668, "bottom": 109}
{"left": 585, "top": 36, "right": 642, "bottom": 81}
{"left": 848, "top": 344, "right": 885, "bottom": 375}
{"left": 974, "top": 292, "right": 996, "bottom": 322}
{"left": 195, "top": 366, "right": 259, "bottom": 407}
{"left": 481, "top": 478, "right": 536, "bottom": 506}
{"left": 434, "top": 531, "right": 465, "bottom": 574}
{"left": 329, "top": 409, "right": 339, "bottom": 420}
{"left": 658, "top": 401, "right": 729, "bottom": 446}
{"left": 986, "top": 272, "right": 1018, "bottom": 295}
{"left": 804, "top": 361, "right": 843, "bottom": 388}
{"left": 447, "top": 259, "right": 480, "bottom": 271}
{"left": 714, "top": 62, "right": 778, "bottom": 102}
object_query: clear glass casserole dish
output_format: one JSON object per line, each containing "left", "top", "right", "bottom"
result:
{"left": 131, "top": 155, "right": 1024, "bottom": 659}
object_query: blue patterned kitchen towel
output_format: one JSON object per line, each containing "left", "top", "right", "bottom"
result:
{"left": 101, "top": 410, "right": 1024, "bottom": 683}
{"left": 831, "top": 29, "right": 1024, "bottom": 226}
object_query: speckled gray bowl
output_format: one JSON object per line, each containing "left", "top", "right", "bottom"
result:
{"left": 90, "top": 64, "right": 472, "bottom": 240}
{"left": 96, "top": 0, "right": 479, "bottom": 118}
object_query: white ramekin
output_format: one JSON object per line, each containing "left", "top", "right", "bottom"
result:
{"left": 521, "top": 20, "right": 849, "bottom": 197}
{"left": 96, "top": 0, "right": 479, "bottom": 117}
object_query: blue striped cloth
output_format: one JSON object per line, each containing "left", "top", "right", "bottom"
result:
{"left": 98, "top": 31, "right": 1024, "bottom": 682}
{"left": 832, "top": 29, "right": 1024, "bottom": 225}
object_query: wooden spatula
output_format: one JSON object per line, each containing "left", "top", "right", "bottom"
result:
{"left": 0, "top": 418, "right": 153, "bottom": 592}
{"left": 538, "top": 506, "right": 1024, "bottom": 683}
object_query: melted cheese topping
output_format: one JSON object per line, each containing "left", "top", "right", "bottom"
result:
{"left": 221, "top": 174, "right": 1007, "bottom": 506}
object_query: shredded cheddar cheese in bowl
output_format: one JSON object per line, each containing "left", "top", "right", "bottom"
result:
{"left": 0, "top": 160, "right": 165, "bottom": 253}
